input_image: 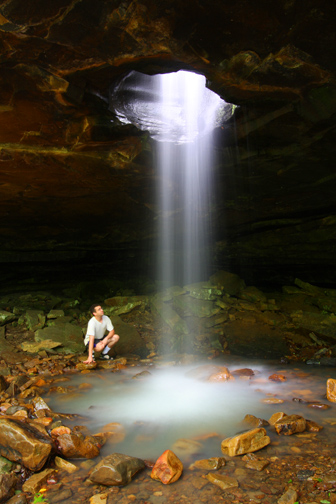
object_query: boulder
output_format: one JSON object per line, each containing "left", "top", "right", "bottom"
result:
{"left": 209, "top": 271, "right": 246, "bottom": 296}
{"left": 89, "top": 453, "right": 145, "bottom": 486}
{"left": 186, "top": 364, "right": 232, "bottom": 381}
{"left": 274, "top": 414, "right": 306, "bottom": 435}
{"left": 151, "top": 449, "right": 183, "bottom": 484}
{"left": 55, "top": 432, "right": 100, "bottom": 459}
{"left": 290, "top": 310, "right": 336, "bottom": 341}
{"left": 150, "top": 297, "right": 189, "bottom": 335}
{"left": 25, "top": 310, "right": 45, "bottom": 331}
{"left": 0, "top": 418, "right": 53, "bottom": 471}
{"left": 35, "top": 323, "right": 84, "bottom": 353}
{"left": 207, "top": 366, "right": 233, "bottom": 382}
{"left": 109, "top": 315, "right": 147, "bottom": 357}
{"left": 47, "top": 309, "right": 65, "bottom": 319}
{"left": 221, "top": 428, "right": 271, "bottom": 456}
{"left": 0, "top": 473, "right": 17, "bottom": 503}
{"left": 326, "top": 378, "right": 336, "bottom": 402}
{"left": 268, "top": 412, "right": 287, "bottom": 425}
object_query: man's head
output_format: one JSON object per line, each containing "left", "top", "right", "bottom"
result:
{"left": 89, "top": 304, "right": 104, "bottom": 316}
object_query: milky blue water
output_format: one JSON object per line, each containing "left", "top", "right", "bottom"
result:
{"left": 46, "top": 358, "right": 336, "bottom": 461}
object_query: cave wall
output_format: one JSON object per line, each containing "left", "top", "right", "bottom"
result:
{"left": 0, "top": 0, "right": 336, "bottom": 289}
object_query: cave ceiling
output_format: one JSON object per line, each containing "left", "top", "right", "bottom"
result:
{"left": 0, "top": 0, "right": 336, "bottom": 286}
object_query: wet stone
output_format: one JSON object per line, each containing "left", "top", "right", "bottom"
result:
{"left": 0, "top": 473, "right": 17, "bottom": 502}
{"left": 0, "top": 418, "right": 53, "bottom": 471}
{"left": 245, "top": 458, "right": 270, "bottom": 471}
{"left": 89, "top": 453, "right": 145, "bottom": 486}
{"left": 6, "top": 493, "right": 28, "bottom": 504}
{"left": 243, "top": 414, "right": 269, "bottom": 428}
{"left": 151, "top": 449, "right": 183, "bottom": 484}
{"left": 48, "top": 488, "right": 73, "bottom": 503}
{"left": 190, "top": 457, "right": 226, "bottom": 471}
{"left": 221, "top": 428, "right": 271, "bottom": 456}
{"left": 274, "top": 414, "right": 306, "bottom": 435}
{"left": 22, "top": 468, "right": 56, "bottom": 494}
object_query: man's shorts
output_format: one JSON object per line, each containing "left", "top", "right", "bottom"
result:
{"left": 85, "top": 338, "right": 102, "bottom": 350}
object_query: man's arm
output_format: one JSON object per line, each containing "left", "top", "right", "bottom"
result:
{"left": 107, "top": 329, "right": 115, "bottom": 338}
{"left": 84, "top": 335, "right": 95, "bottom": 363}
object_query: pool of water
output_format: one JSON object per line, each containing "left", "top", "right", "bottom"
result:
{"left": 45, "top": 356, "right": 336, "bottom": 462}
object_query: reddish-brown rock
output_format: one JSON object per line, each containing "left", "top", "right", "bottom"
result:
{"left": 151, "top": 450, "right": 183, "bottom": 484}
{"left": 55, "top": 432, "right": 100, "bottom": 459}
{"left": 0, "top": 418, "right": 53, "bottom": 471}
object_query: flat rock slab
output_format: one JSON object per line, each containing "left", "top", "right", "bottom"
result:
{"left": 221, "top": 428, "right": 271, "bottom": 456}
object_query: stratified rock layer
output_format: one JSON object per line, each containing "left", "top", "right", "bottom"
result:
{"left": 0, "top": 419, "right": 53, "bottom": 471}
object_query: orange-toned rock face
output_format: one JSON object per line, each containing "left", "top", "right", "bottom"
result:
{"left": 151, "top": 449, "right": 183, "bottom": 484}
{"left": 0, "top": 418, "right": 53, "bottom": 471}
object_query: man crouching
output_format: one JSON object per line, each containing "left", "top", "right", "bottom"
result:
{"left": 83, "top": 304, "right": 119, "bottom": 364}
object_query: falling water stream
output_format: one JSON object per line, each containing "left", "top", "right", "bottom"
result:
{"left": 110, "top": 70, "right": 233, "bottom": 287}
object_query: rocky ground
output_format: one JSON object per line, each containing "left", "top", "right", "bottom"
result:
{"left": 1, "top": 271, "right": 336, "bottom": 502}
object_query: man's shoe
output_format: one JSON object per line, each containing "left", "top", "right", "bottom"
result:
{"left": 98, "top": 354, "right": 112, "bottom": 360}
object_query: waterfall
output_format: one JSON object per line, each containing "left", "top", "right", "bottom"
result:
{"left": 110, "top": 70, "right": 231, "bottom": 288}
{"left": 155, "top": 71, "right": 225, "bottom": 287}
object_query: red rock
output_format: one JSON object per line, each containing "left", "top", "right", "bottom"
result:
{"left": 268, "top": 374, "right": 286, "bottom": 382}
{"left": 208, "top": 368, "right": 234, "bottom": 382}
{"left": 56, "top": 432, "right": 100, "bottom": 459}
{"left": 151, "top": 450, "right": 183, "bottom": 484}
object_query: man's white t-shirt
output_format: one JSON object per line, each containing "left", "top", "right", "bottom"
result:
{"left": 84, "top": 315, "right": 113, "bottom": 346}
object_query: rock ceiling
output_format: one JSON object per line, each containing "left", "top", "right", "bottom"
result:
{"left": 0, "top": 0, "right": 336, "bottom": 287}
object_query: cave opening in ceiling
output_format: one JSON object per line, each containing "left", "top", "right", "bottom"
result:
{"left": 109, "top": 70, "right": 236, "bottom": 143}
{"left": 110, "top": 70, "right": 235, "bottom": 293}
